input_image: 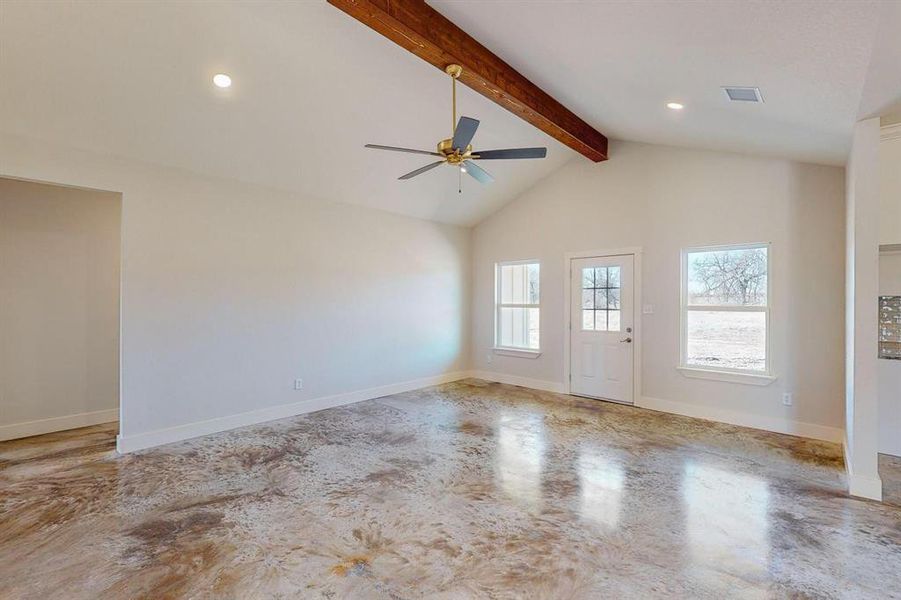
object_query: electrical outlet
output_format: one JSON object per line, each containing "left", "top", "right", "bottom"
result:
{"left": 294, "top": 379, "right": 304, "bottom": 391}
{"left": 782, "top": 392, "right": 792, "bottom": 406}
{"left": 643, "top": 304, "right": 654, "bottom": 314}
{"left": 486, "top": 353, "right": 493, "bottom": 364}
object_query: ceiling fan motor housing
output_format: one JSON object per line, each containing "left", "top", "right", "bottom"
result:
{"left": 437, "top": 139, "right": 473, "bottom": 164}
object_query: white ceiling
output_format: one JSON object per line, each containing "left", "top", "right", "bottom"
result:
{"left": 0, "top": 1, "right": 573, "bottom": 226}
{"left": 431, "top": 0, "right": 892, "bottom": 167}
{"left": 1, "top": 1, "right": 897, "bottom": 226}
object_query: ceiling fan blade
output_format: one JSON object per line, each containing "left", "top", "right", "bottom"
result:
{"left": 399, "top": 160, "right": 445, "bottom": 180}
{"left": 452, "top": 116, "right": 480, "bottom": 150}
{"left": 473, "top": 147, "right": 547, "bottom": 160}
{"left": 463, "top": 160, "right": 493, "bottom": 185}
{"left": 365, "top": 144, "right": 442, "bottom": 157}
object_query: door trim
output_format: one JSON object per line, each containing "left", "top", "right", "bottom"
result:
{"left": 563, "top": 247, "right": 642, "bottom": 404}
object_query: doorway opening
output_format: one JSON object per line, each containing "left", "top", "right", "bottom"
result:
{"left": 0, "top": 176, "right": 122, "bottom": 441}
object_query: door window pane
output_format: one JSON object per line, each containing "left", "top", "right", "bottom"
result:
{"left": 607, "top": 266, "right": 621, "bottom": 288}
{"left": 607, "top": 289, "right": 620, "bottom": 310}
{"left": 582, "top": 310, "right": 595, "bottom": 330}
{"left": 581, "top": 263, "right": 623, "bottom": 332}
{"left": 686, "top": 311, "right": 766, "bottom": 371}
{"left": 582, "top": 267, "right": 595, "bottom": 289}
{"left": 608, "top": 310, "right": 621, "bottom": 332}
{"left": 582, "top": 289, "right": 594, "bottom": 309}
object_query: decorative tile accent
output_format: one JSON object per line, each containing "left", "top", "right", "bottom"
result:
{"left": 880, "top": 296, "right": 901, "bottom": 360}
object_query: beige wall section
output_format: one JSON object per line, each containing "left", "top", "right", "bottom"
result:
{"left": 0, "top": 133, "right": 470, "bottom": 450}
{"left": 0, "top": 178, "right": 121, "bottom": 438}
{"left": 880, "top": 131, "right": 901, "bottom": 245}
{"left": 879, "top": 251, "right": 901, "bottom": 457}
{"left": 472, "top": 140, "right": 846, "bottom": 439}
{"left": 878, "top": 129, "right": 901, "bottom": 457}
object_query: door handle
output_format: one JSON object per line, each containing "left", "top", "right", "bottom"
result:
{"left": 620, "top": 337, "right": 632, "bottom": 343}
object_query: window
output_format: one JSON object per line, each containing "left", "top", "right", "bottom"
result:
{"left": 496, "top": 261, "right": 540, "bottom": 351}
{"left": 581, "top": 265, "right": 622, "bottom": 332}
{"left": 681, "top": 243, "right": 770, "bottom": 376}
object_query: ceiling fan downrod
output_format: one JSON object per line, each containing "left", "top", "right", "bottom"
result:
{"left": 446, "top": 63, "right": 463, "bottom": 139}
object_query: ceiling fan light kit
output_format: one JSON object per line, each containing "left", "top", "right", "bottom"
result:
{"left": 364, "top": 64, "right": 547, "bottom": 191}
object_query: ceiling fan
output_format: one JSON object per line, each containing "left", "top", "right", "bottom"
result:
{"left": 365, "top": 64, "right": 547, "bottom": 191}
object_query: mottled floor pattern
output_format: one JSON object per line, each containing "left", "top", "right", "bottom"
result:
{"left": 882, "top": 453, "right": 901, "bottom": 507}
{"left": 2, "top": 379, "right": 900, "bottom": 599}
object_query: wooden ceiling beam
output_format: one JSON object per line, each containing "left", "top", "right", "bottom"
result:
{"left": 327, "top": 0, "right": 609, "bottom": 162}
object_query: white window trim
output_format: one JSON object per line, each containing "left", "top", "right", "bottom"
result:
{"left": 678, "top": 242, "right": 776, "bottom": 385}
{"left": 494, "top": 259, "right": 541, "bottom": 355}
{"left": 492, "top": 347, "right": 542, "bottom": 359}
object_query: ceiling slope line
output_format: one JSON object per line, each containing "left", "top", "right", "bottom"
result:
{"left": 326, "top": 0, "right": 609, "bottom": 162}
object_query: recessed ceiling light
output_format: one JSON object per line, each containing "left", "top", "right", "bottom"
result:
{"left": 212, "top": 73, "right": 232, "bottom": 88}
{"left": 667, "top": 102, "right": 684, "bottom": 110}
{"left": 460, "top": 166, "right": 467, "bottom": 173}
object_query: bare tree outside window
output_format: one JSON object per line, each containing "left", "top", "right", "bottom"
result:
{"left": 688, "top": 248, "right": 767, "bottom": 306}
{"left": 683, "top": 245, "right": 769, "bottom": 373}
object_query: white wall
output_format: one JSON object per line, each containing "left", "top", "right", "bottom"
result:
{"left": 844, "top": 118, "right": 882, "bottom": 499}
{"left": 472, "top": 140, "right": 846, "bottom": 441}
{"left": 880, "top": 128, "right": 901, "bottom": 245}
{"left": 879, "top": 251, "right": 901, "bottom": 457}
{"left": 878, "top": 127, "right": 901, "bottom": 457}
{"left": 0, "top": 178, "right": 120, "bottom": 439}
{"left": 0, "top": 133, "right": 470, "bottom": 450}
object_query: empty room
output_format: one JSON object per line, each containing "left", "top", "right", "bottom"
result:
{"left": 1, "top": 0, "right": 900, "bottom": 598}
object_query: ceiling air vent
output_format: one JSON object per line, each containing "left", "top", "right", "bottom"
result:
{"left": 722, "top": 86, "right": 764, "bottom": 103}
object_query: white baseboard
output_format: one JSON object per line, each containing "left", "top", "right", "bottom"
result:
{"left": 881, "top": 446, "right": 901, "bottom": 459}
{"left": 638, "top": 395, "right": 844, "bottom": 443}
{"left": 848, "top": 474, "right": 883, "bottom": 500}
{"left": 464, "top": 373, "right": 845, "bottom": 445}
{"left": 0, "top": 408, "right": 118, "bottom": 442}
{"left": 468, "top": 370, "right": 565, "bottom": 393}
{"left": 116, "top": 371, "right": 470, "bottom": 453}
{"left": 843, "top": 438, "right": 883, "bottom": 501}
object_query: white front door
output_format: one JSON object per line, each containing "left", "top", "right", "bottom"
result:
{"left": 570, "top": 255, "right": 634, "bottom": 403}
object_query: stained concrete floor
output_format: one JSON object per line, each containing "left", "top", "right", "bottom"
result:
{"left": 1, "top": 379, "right": 900, "bottom": 599}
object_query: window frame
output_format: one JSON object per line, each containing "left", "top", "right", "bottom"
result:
{"left": 679, "top": 242, "right": 775, "bottom": 384}
{"left": 494, "top": 259, "right": 541, "bottom": 356}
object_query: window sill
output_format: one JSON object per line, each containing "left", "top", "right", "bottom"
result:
{"left": 493, "top": 347, "right": 542, "bottom": 359}
{"left": 676, "top": 366, "right": 776, "bottom": 386}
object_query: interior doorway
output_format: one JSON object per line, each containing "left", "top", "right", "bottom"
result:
{"left": 0, "top": 176, "right": 122, "bottom": 440}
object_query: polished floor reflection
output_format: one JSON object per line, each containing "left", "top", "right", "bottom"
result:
{"left": 2, "top": 379, "right": 900, "bottom": 598}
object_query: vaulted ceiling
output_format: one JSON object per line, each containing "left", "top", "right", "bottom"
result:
{"left": 0, "top": 1, "right": 573, "bottom": 226}
{"left": 1, "top": 1, "right": 896, "bottom": 226}
{"left": 431, "top": 0, "right": 892, "bottom": 166}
